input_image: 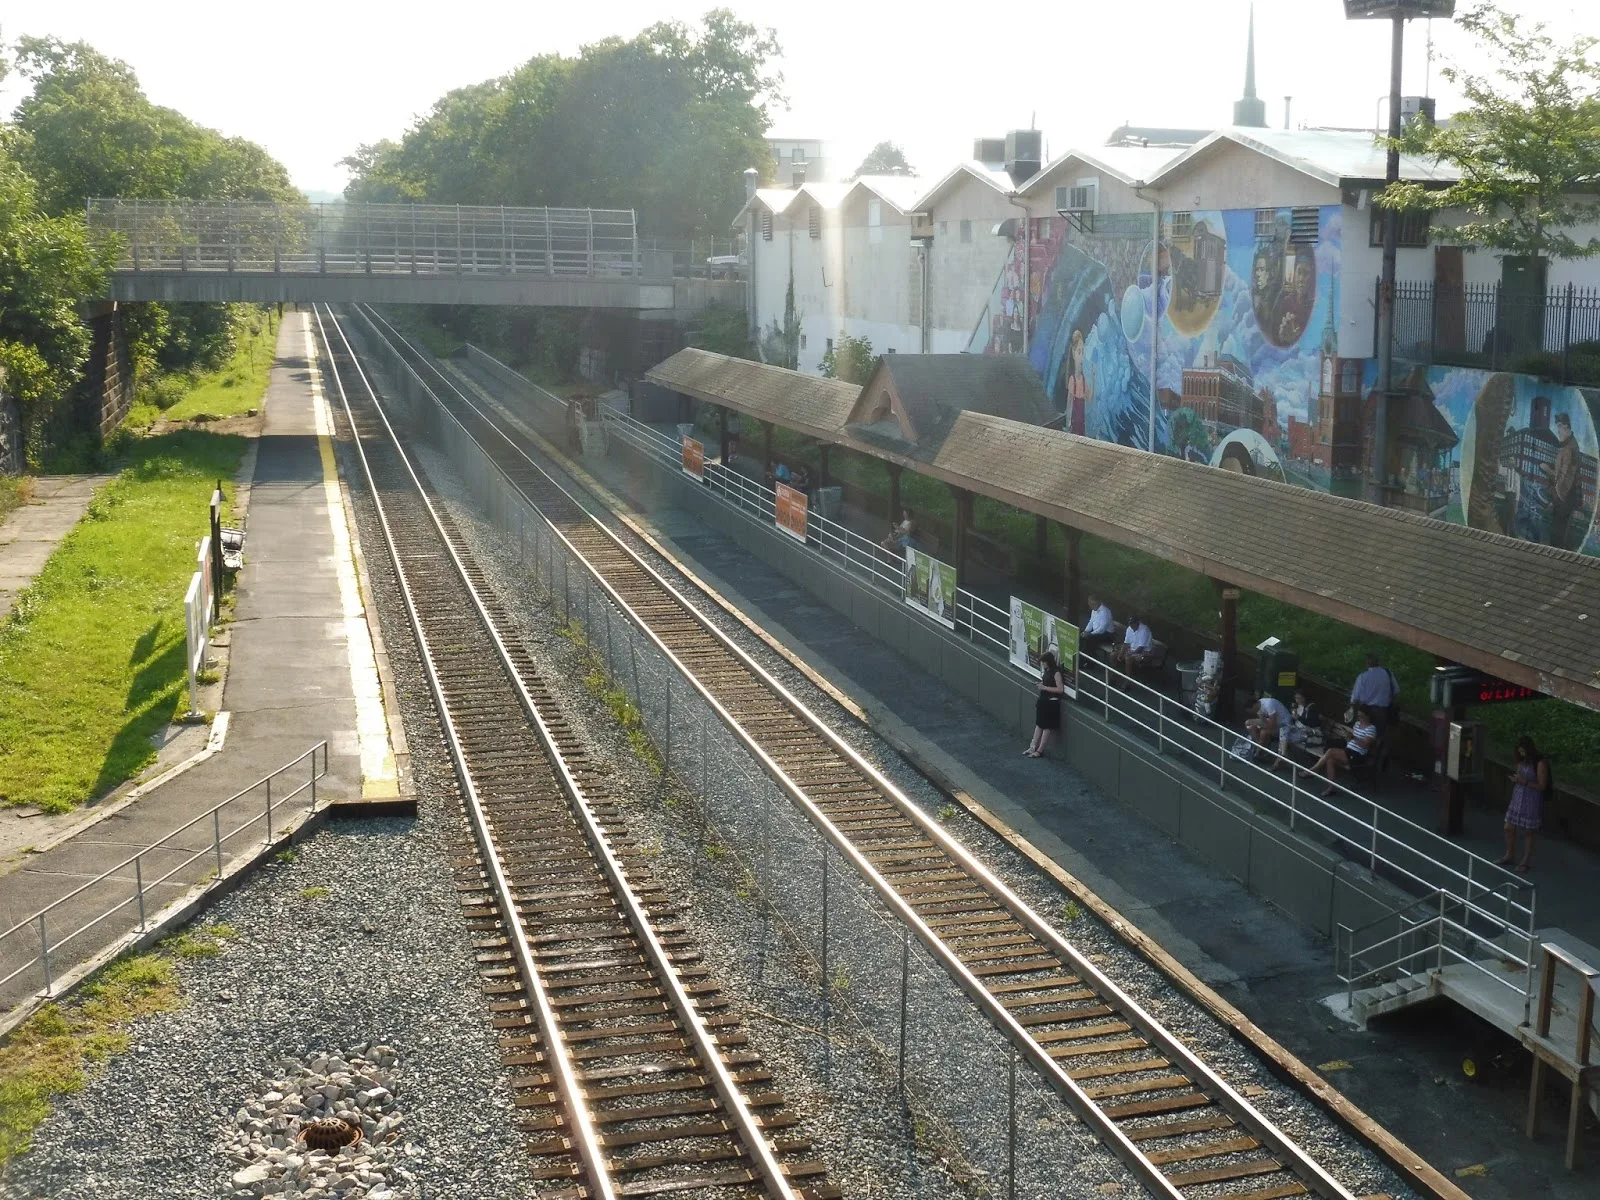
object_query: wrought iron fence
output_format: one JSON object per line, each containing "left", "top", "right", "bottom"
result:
{"left": 1391, "top": 277, "right": 1600, "bottom": 385}
{"left": 88, "top": 199, "right": 641, "bottom": 279}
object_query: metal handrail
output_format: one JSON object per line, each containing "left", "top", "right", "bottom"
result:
{"left": 0, "top": 741, "right": 328, "bottom": 999}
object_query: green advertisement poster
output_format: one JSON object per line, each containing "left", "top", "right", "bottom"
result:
{"left": 1007, "top": 596, "right": 1079, "bottom": 698}
{"left": 902, "top": 547, "right": 956, "bottom": 629}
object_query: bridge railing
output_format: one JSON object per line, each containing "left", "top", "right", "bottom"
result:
{"left": 87, "top": 199, "right": 641, "bottom": 279}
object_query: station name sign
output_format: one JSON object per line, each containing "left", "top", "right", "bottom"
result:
{"left": 1430, "top": 665, "right": 1541, "bottom": 708}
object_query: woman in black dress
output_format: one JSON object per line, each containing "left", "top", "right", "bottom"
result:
{"left": 1025, "top": 650, "right": 1066, "bottom": 758}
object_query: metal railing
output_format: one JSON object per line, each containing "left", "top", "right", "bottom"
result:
{"left": 0, "top": 742, "right": 329, "bottom": 1008}
{"left": 88, "top": 199, "right": 641, "bottom": 280}
{"left": 1336, "top": 884, "right": 1538, "bottom": 1024}
{"left": 1391, "top": 277, "right": 1600, "bottom": 384}
{"left": 594, "top": 388, "right": 1532, "bottom": 934}
{"left": 637, "top": 237, "right": 745, "bottom": 280}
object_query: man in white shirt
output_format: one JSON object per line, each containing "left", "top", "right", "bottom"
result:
{"left": 1081, "top": 594, "right": 1115, "bottom": 649}
{"left": 1112, "top": 615, "right": 1154, "bottom": 668}
{"left": 1248, "top": 693, "right": 1291, "bottom": 755}
{"left": 1349, "top": 654, "right": 1398, "bottom": 728}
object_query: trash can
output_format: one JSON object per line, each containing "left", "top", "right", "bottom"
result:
{"left": 1254, "top": 636, "right": 1298, "bottom": 704}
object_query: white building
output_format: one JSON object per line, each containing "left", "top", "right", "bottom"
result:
{"left": 766, "top": 137, "right": 831, "bottom": 187}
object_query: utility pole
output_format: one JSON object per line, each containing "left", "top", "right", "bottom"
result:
{"left": 1342, "top": 1, "right": 1457, "bottom": 505}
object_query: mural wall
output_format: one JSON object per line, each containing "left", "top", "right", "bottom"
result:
{"left": 969, "top": 206, "right": 1600, "bottom": 558}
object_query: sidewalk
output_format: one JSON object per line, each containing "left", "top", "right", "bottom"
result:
{"left": 0, "top": 312, "right": 401, "bottom": 1012}
{"left": 0, "top": 474, "right": 112, "bottom": 622}
{"left": 550, "top": 418, "right": 1599, "bottom": 1194}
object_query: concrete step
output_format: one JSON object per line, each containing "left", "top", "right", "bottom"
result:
{"left": 1350, "top": 972, "right": 1435, "bottom": 1024}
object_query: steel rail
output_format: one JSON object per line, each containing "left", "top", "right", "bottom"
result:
{"left": 316, "top": 305, "right": 801, "bottom": 1200}
{"left": 354, "top": 304, "right": 1362, "bottom": 1200}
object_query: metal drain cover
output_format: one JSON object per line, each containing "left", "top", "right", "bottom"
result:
{"left": 300, "top": 1116, "right": 362, "bottom": 1151}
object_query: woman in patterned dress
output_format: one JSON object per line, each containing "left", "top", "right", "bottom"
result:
{"left": 1499, "top": 736, "right": 1548, "bottom": 873}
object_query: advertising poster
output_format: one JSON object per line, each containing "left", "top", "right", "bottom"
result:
{"left": 902, "top": 547, "right": 956, "bottom": 629}
{"left": 1008, "top": 597, "right": 1079, "bottom": 698}
{"left": 775, "top": 482, "right": 808, "bottom": 542}
{"left": 681, "top": 436, "right": 705, "bottom": 480}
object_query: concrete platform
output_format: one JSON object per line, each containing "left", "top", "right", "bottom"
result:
{"left": 0, "top": 474, "right": 112, "bottom": 621}
{"left": 0, "top": 312, "right": 405, "bottom": 1014}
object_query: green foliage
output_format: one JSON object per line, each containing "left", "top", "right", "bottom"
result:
{"left": 342, "top": 10, "right": 783, "bottom": 236}
{"left": 852, "top": 141, "right": 915, "bottom": 178}
{"left": 298, "top": 886, "right": 331, "bottom": 901}
{"left": 690, "top": 301, "right": 755, "bottom": 359}
{"left": 1380, "top": 3, "right": 1600, "bottom": 260}
{"left": 0, "top": 951, "right": 181, "bottom": 1166}
{"left": 0, "top": 426, "right": 244, "bottom": 810}
{"left": 760, "top": 271, "right": 801, "bottom": 369}
{"left": 819, "top": 333, "right": 875, "bottom": 384}
{"left": 0, "top": 144, "right": 112, "bottom": 442}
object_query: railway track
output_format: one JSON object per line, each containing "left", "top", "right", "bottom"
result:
{"left": 346, "top": 303, "right": 1403, "bottom": 1200}
{"left": 310, "top": 305, "right": 832, "bottom": 1200}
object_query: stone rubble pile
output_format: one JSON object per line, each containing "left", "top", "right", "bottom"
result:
{"left": 222, "top": 1043, "right": 421, "bottom": 1199}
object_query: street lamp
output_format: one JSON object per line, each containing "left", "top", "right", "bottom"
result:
{"left": 1343, "top": 0, "right": 1455, "bottom": 504}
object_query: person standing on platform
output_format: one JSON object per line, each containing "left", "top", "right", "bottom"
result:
{"left": 1025, "top": 650, "right": 1066, "bottom": 758}
{"left": 1499, "top": 735, "right": 1549, "bottom": 873}
{"left": 1348, "top": 654, "right": 1398, "bottom": 730}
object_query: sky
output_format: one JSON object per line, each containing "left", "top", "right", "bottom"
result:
{"left": 1, "top": 0, "right": 1590, "bottom": 198}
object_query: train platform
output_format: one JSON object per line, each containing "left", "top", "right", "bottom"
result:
{"left": 532, "top": 414, "right": 1600, "bottom": 1195}
{"left": 0, "top": 311, "right": 405, "bottom": 1015}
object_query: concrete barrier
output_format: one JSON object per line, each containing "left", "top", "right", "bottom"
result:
{"left": 606, "top": 431, "right": 1412, "bottom": 940}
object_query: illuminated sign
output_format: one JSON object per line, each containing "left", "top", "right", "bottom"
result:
{"left": 1431, "top": 665, "right": 1542, "bottom": 708}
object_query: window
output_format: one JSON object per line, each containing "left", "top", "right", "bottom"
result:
{"left": 1341, "top": 361, "right": 1360, "bottom": 393}
{"left": 825, "top": 337, "right": 834, "bottom": 353}
{"left": 1254, "top": 208, "right": 1277, "bottom": 240}
{"left": 800, "top": 333, "right": 807, "bottom": 349}
{"left": 760, "top": 210, "right": 773, "bottom": 241}
{"left": 1368, "top": 206, "right": 1430, "bottom": 248}
{"left": 938, "top": 220, "right": 947, "bottom": 236}
{"left": 959, "top": 219, "right": 972, "bottom": 244}
{"left": 808, "top": 206, "right": 821, "bottom": 239}
{"left": 1289, "top": 207, "right": 1320, "bottom": 243}
{"left": 1037, "top": 217, "right": 1052, "bottom": 241}
{"left": 791, "top": 147, "right": 806, "bottom": 163}
{"left": 1171, "top": 211, "right": 1193, "bottom": 238}
{"left": 1055, "top": 180, "right": 1097, "bottom": 212}
{"left": 869, "top": 197, "right": 883, "bottom": 245}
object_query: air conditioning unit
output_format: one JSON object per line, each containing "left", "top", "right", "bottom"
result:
{"left": 1399, "top": 95, "right": 1436, "bottom": 129}
{"left": 973, "top": 137, "right": 1006, "bottom": 167}
{"left": 1005, "top": 129, "right": 1043, "bottom": 185}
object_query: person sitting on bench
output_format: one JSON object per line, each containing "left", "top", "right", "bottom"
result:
{"left": 1310, "top": 705, "right": 1378, "bottom": 796}
{"left": 1112, "top": 614, "right": 1154, "bottom": 670}
{"left": 1081, "top": 595, "right": 1116, "bottom": 650}
{"left": 1246, "top": 692, "right": 1290, "bottom": 754}
{"left": 880, "top": 507, "right": 917, "bottom": 553}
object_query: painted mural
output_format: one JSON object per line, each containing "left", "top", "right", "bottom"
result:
{"left": 969, "top": 206, "right": 1600, "bottom": 558}
{"left": 970, "top": 206, "right": 1343, "bottom": 472}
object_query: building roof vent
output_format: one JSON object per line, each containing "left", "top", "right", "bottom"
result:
{"left": 1004, "top": 130, "right": 1042, "bottom": 186}
{"left": 973, "top": 137, "right": 1007, "bottom": 168}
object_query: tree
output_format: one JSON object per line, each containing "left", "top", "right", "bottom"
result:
{"left": 0, "top": 144, "right": 113, "bottom": 448}
{"left": 819, "top": 333, "right": 875, "bottom": 384}
{"left": 1379, "top": 2, "right": 1600, "bottom": 260}
{"left": 343, "top": 11, "right": 783, "bottom": 237}
{"left": 760, "top": 271, "right": 801, "bottom": 369}
{"left": 690, "top": 302, "right": 755, "bottom": 359}
{"left": 852, "top": 141, "right": 914, "bottom": 179}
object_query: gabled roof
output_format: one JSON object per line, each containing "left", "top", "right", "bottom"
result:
{"left": 911, "top": 161, "right": 1017, "bottom": 211}
{"left": 1149, "top": 127, "right": 1460, "bottom": 190}
{"left": 1104, "top": 124, "right": 1209, "bottom": 148}
{"left": 847, "top": 354, "right": 1051, "bottom": 463}
{"left": 1019, "top": 145, "right": 1187, "bottom": 194}
{"left": 843, "top": 174, "right": 927, "bottom": 215}
{"left": 648, "top": 349, "right": 857, "bottom": 439}
{"left": 730, "top": 181, "right": 853, "bottom": 225}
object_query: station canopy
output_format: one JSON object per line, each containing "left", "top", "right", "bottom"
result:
{"left": 647, "top": 348, "right": 1600, "bottom": 712}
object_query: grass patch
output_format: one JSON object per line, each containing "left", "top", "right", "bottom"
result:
{"left": 0, "top": 476, "right": 31, "bottom": 526}
{"left": 0, "top": 952, "right": 182, "bottom": 1166}
{"left": 0, "top": 428, "right": 245, "bottom": 811}
{"left": 298, "top": 886, "right": 330, "bottom": 901}
{"left": 165, "top": 923, "right": 237, "bottom": 959}
{"left": 563, "top": 621, "right": 664, "bottom": 773}
{"left": 161, "top": 310, "right": 278, "bottom": 424}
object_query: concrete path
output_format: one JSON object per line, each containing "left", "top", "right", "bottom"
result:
{"left": 0, "top": 474, "right": 112, "bottom": 621}
{"left": 560, "top": 427, "right": 1600, "bottom": 1196}
{"left": 0, "top": 312, "right": 399, "bottom": 1012}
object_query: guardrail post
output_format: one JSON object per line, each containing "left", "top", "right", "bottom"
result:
{"left": 1562, "top": 282, "right": 1576, "bottom": 382}
{"left": 1369, "top": 801, "right": 1380, "bottom": 872}
{"left": 1007, "top": 1047, "right": 1019, "bottom": 1200}
{"left": 898, "top": 926, "right": 910, "bottom": 1093}
{"left": 265, "top": 777, "right": 274, "bottom": 844}
{"left": 310, "top": 748, "right": 319, "bottom": 813}
{"left": 134, "top": 854, "right": 146, "bottom": 931}
{"left": 38, "top": 914, "right": 52, "bottom": 997}
{"left": 213, "top": 809, "right": 224, "bottom": 876}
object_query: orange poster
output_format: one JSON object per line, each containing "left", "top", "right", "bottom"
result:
{"left": 681, "top": 436, "right": 705, "bottom": 480}
{"left": 775, "top": 482, "right": 808, "bottom": 542}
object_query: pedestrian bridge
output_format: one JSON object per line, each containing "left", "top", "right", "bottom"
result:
{"left": 89, "top": 199, "right": 741, "bottom": 312}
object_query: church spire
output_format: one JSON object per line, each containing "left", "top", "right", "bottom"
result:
{"left": 1233, "top": 4, "right": 1267, "bottom": 127}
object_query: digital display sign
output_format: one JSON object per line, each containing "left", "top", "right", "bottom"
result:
{"left": 1474, "top": 679, "right": 1541, "bottom": 705}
